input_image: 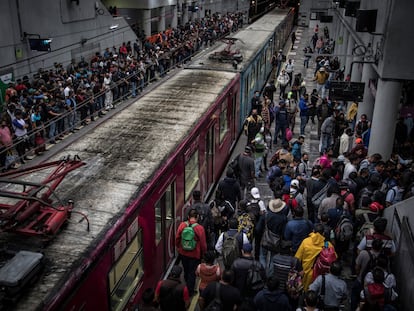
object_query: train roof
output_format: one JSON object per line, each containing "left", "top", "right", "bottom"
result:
{"left": 187, "top": 8, "right": 291, "bottom": 72}
{"left": 0, "top": 69, "right": 238, "bottom": 310}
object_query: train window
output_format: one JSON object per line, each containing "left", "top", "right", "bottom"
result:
{"left": 185, "top": 150, "right": 199, "bottom": 201}
{"left": 219, "top": 106, "right": 228, "bottom": 143}
{"left": 266, "top": 47, "right": 271, "bottom": 66}
{"left": 260, "top": 53, "right": 265, "bottom": 75}
{"left": 165, "top": 185, "right": 174, "bottom": 230}
{"left": 109, "top": 231, "right": 144, "bottom": 311}
{"left": 250, "top": 67, "right": 255, "bottom": 90}
{"left": 155, "top": 204, "right": 162, "bottom": 245}
{"left": 154, "top": 184, "right": 174, "bottom": 246}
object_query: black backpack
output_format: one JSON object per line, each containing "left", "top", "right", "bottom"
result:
{"left": 193, "top": 202, "right": 213, "bottom": 232}
{"left": 246, "top": 260, "right": 265, "bottom": 293}
{"left": 247, "top": 200, "right": 261, "bottom": 221}
{"left": 159, "top": 279, "right": 185, "bottom": 311}
{"left": 229, "top": 154, "right": 241, "bottom": 179}
{"left": 204, "top": 283, "right": 223, "bottom": 311}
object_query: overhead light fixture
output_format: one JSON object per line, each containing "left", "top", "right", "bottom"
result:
{"left": 109, "top": 24, "right": 119, "bottom": 30}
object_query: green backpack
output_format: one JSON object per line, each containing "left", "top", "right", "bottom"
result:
{"left": 181, "top": 221, "right": 198, "bottom": 251}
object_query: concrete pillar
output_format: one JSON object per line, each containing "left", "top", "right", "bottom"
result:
{"left": 357, "top": 63, "right": 376, "bottom": 121}
{"left": 339, "top": 28, "right": 349, "bottom": 67}
{"left": 368, "top": 79, "right": 402, "bottom": 160}
{"left": 334, "top": 18, "right": 342, "bottom": 42}
{"left": 171, "top": 5, "right": 178, "bottom": 28}
{"left": 182, "top": 4, "right": 188, "bottom": 24}
{"left": 336, "top": 23, "right": 345, "bottom": 57}
{"left": 143, "top": 9, "right": 151, "bottom": 38}
{"left": 158, "top": 7, "right": 166, "bottom": 32}
{"left": 345, "top": 36, "right": 355, "bottom": 78}
{"left": 351, "top": 56, "right": 363, "bottom": 82}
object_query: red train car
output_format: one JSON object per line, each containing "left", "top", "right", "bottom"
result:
{"left": 0, "top": 69, "right": 239, "bottom": 311}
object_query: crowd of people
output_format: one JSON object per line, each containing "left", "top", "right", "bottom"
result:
{"left": 141, "top": 132, "right": 413, "bottom": 311}
{"left": 139, "top": 23, "right": 414, "bottom": 311}
{"left": 139, "top": 79, "right": 413, "bottom": 311}
{"left": 0, "top": 11, "right": 245, "bottom": 171}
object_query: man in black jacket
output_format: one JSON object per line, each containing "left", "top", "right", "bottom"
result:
{"left": 217, "top": 168, "right": 242, "bottom": 210}
{"left": 231, "top": 243, "right": 266, "bottom": 302}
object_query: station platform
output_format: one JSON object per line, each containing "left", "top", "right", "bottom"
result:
{"left": 232, "top": 25, "right": 325, "bottom": 203}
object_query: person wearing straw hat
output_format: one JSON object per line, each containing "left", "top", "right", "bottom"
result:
{"left": 258, "top": 198, "right": 288, "bottom": 270}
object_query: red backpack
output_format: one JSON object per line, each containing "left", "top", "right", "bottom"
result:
{"left": 312, "top": 242, "right": 337, "bottom": 281}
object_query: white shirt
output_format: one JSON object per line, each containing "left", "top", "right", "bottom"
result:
{"left": 215, "top": 230, "right": 249, "bottom": 254}
{"left": 285, "top": 62, "right": 294, "bottom": 73}
{"left": 343, "top": 162, "right": 357, "bottom": 180}
{"left": 63, "top": 86, "right": 71, "bottom": 97}
{"left": 13, "top": 118, "right": 27, "bottom": 137}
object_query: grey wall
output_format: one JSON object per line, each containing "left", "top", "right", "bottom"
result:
{"left": 0, "top": 0, "right": 137, "bottom": 78}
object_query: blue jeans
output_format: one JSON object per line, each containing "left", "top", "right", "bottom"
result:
{"left": 300, "top": 116, "right": 308, "bottom": 135}
{"left": 274, "top": 123, "right": 287, "bottom": 144}
{"left": 131, "top": 81, "right": 137, "bottom": 97}
{"left": 96, "top": 95, "right": 104, "bottom": 113}
{"left": 49, "top": 121, "right": 56, "bottom": 140}
{"left": 320, "top": 133, "right": 332, "bottom": 153}
{"left": 254, "top": 156, "right": 263, "bottom": 177}
{"left": 259, "top": 246, "right": 275, "bottom": 275}
{"left": 67, "top": 110, "right": 76, "bottom": 131}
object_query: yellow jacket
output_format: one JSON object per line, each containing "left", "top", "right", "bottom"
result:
{"left": 295, "top": 232, "right": 334, "bottom": 291}
{"left": 347, "top": 102, "right": 358, "bottom": 122}
{"left": 313, "top": 71, "right": 329, "bottom": 85}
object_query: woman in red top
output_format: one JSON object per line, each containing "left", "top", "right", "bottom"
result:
{"left": 195, "top": 251, "right": 221, "bottom": 294}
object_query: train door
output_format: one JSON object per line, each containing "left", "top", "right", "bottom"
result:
{"left": 205, "top": 126, "right": 215, "bottom": 195}
{"left": 154, "top": 182, "right": 176, "bottom": 272}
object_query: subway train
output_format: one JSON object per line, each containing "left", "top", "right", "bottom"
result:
{"left": 0, "top": 8, "right": 294, "bottom": 311}
{"left": 188, "top": 8, "right": 294, "bottom": 130}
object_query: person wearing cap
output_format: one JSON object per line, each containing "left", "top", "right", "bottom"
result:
{"left": 258, "top": 198, "right": 288, "bottom": 270}
{"left": 231, "top": 242, "right": 266, "bottom": 299}
{"left": 248, "top": 187, "right": 266, "bottom": 217}
{"left": 313, "top": 66, "right": 329, "bottom": 99}
{"left": 154, "top": 265, "right": 190, "bottom": 310}
{"left": 295, "top": 224, "right": 335, "bottom": 291}
{"left": 277, "top": 69, "right": 290, "bottom": 98}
